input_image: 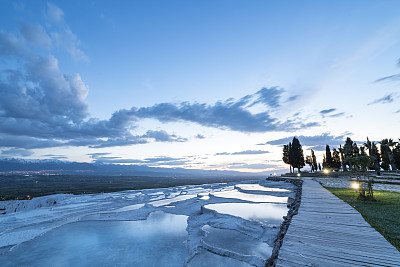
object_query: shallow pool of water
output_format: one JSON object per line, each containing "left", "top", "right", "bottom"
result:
{"left": 0, "top": 211, "right": 188, "bottom": 267}
{"left": 202, "top": 225, "right": 273, "bottom": 258}
{"left": 236, "top": 184, "right": 291, "bottom": 192}
{"left": 211, "top": 189, "right": 288, "bottom": 203}
{"left": 204, "top": 202, "right": 288, "bottom": 223}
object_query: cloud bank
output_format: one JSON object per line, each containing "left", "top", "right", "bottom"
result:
{"left": 216, "top": 150, "right": 269, "bottom": 156}
{"left": 89, "top": 153, "right": 189, "bottom": 166}
{"left": 265, "top": 132, "right": 351, "bottom": 151}
{"left": 227, "top": 163, "right": 278, "bottom": 170}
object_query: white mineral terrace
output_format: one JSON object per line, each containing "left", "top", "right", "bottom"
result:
{"left": 0, "top": 179, "right": 296, "bottom": 267}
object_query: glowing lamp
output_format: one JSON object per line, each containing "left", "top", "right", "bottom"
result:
{"left": 351, "top": 182, "right": 360, "bottom": 190}
{"left": 323, "top": 169, "right": 330, "bottom": 174}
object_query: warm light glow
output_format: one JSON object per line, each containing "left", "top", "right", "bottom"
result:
{"left": 323, "top": 169, "right": 330, "bottom": 174}
{"left": 351, "top": 182, "right": 360, "bottom": 190}
{"left": 297, "top": 173, "right": 301, "bottom": 177}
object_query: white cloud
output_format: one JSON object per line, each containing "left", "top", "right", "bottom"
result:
{"left": 45, "top": 3, "right": 89, "bottom": 62}
{"left": 368, "top": 94, "right": 395, "bottom": 105}
{"left": 19, "top": 22, "right": 52, "bottom": 49}
{"left": 1, "top": 148, "right": 34, "bottom": 157}
{"left": 46, "top": 3, "right": 65, "bottom": 24}
{"left": 0, "top": 31, "right": 26, "bottom": 56}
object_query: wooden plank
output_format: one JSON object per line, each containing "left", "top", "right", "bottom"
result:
{"left": 277, "top": 249, "right": 373, "bottom": 267}
{"left": 279, "top": 247, "right": 390, "bottom": 267}
{"left": 284, "top": 239, "right": 400, "bottom": 265}
{"left": 283, "top": 233, "right": 396, "bottom": 254}
{"left": 292, "top": 218, "right": 372, "bottom": 227}
{"left": 283, "top": 234, "right": 400, "bottom": 260}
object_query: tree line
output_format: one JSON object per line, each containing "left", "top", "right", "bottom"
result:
{"left": 282, "top": 137, "right": 400, "bottom": 173}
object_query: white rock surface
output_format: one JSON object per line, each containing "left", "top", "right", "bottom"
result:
{"left": 0, "top": 180, "right": 296, "bottom": 266}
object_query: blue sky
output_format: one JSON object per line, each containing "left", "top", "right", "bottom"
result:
{"left": 1, "top": 1, "right": 400, "bottom": 173}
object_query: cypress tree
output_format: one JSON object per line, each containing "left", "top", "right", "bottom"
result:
{"left": 380, "top": 139, "right": 390, "bottom": 171}
{"left": 394, "top": 140, "right": 400, "bottom": 170}
{"left": 305, "top": 155, "right": 313, "bottom": 171}
{"left": 291, "top": 137, "right": 305, "bottom": 172}
{"left": 332, "top": 148, "right": 341, "bottom": 170}
{"left": 288, "top": 142, "right": 295, "bottom": 172}
{"left": 339, "top": 145, "right": 348, "bottom": 172}
{"left": 372, "top": 143, "right": 381, "bottom": 171}
{"left": 282, "top": 145, "right": 291, "bottom": 173}
{"left": 325, "top": 145, "right": 332, "bottom": 168}
{"left": 365, "top": 137, "right": 381, "bottom": 172}
{"left": 388, "top": 139, "right": 398, "bottom": 171}
{"left": 311, "top": 149, "right": 317, "bottom": 171}
{"left": 343, "top": 137, "right": 356, "bottom": 169}
{"left": 358, "top": 146, "right": 371, "bottom": 172}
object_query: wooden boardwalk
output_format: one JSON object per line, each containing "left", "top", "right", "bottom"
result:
{"left": 276, "top": 178, "right": 400, "bottom": 266}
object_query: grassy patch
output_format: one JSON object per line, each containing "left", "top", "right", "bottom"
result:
{"left": 325, "top": 187, "right": 400, "bottom": 251}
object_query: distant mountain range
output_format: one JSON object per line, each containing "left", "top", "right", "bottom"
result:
{"left": 0, "top": 158, "right": 266, "bottom": 178}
